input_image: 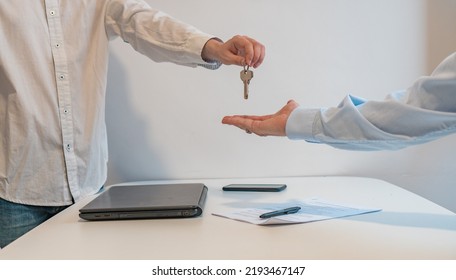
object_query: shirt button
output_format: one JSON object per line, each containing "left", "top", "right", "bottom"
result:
{"left": 55, "top": 43, "right": 61, "bottom": 48}
{"left": 59, "top": 74, "right": 65, "bottom": 80}
{"left": 49, "top": 10, "right": 56, "bottom": 16}
{"left": 66, "top": 144, "right": 71, "bottom": 152}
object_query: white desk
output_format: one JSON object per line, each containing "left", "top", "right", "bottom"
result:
{"left": 1, "top": 176, "right": 455, "bottom": 260}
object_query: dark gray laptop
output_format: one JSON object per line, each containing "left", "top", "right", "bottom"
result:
{"left": 79, "top": 183, "right": 207, "bottom": 221}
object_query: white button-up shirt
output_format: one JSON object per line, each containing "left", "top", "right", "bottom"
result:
{"left": 287, "top": 52, "right": 456, "bottom": 150}
{"left": 0, "top": 0, "right": 218, "bottom": 206}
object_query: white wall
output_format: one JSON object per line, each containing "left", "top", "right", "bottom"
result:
{"left": 105, "top": 0, "right": 456, "bottom": 212}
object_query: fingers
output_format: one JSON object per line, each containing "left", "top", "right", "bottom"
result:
{"left": 222, "top": 115, "right": 286, "bottom": 137}
{"left": 222, "top": 115, "right": 255, "bottom": 133}
{"left": 222, "top": 101, "right": 299, "bottom": 137}
{"left": 229, "top": 35, "right": 265, "bottom": 68}
{"left": 206, "top": 35, "right": 265, "bottom": 67}
{"left": 222, "top": 115, "right": 250, "bottom": 127}
{"left": 243, "top": 36, "right": 266, "bottom": 68}
{"left": 221, "top": 115, "right": 278, "bottom": 137}
{"left": 224, "top": 115, "right": 273, "bottom": 121}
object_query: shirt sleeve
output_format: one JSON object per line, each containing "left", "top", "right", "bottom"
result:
{"left": 286, "top": 52, "right": 456, "bottom": 151}
{"left": 104, "top": 0, "right": 220, "bottom": 69}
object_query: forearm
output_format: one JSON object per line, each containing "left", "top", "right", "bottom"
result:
{"left": 287, "top": 96, "right": 456, "bottom": 151}
{"left": 286, "top": 53, "right": 456, "bottom": 151}
{"left": 105, "top": 0, "right": 219, "bottom": 68}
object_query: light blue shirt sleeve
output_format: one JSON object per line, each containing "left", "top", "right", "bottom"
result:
{"left": 286, "top": 52, "right": 456, "bottom": 151}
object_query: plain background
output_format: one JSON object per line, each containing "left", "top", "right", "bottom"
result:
{"left": 104, "top": 0, "right": 456, "bottom": 212}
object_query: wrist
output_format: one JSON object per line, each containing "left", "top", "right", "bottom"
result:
{"left": 201, "top": 37, "right": 223, "bottom": 63}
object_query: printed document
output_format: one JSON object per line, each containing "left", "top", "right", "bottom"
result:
{"left": 212, "top": 198, "right": 381, "bottom": 225}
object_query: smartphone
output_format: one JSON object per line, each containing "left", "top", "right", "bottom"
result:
{"left": 222, "top": 184, "right": 287, "bottom": 192}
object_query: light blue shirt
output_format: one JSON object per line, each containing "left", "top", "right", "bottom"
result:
{"left": 286, "top": 52, "right": 456, "bottom": 151}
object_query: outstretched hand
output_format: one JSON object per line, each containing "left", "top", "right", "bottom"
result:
{"left": 222, "top": 100, "right": 299, "bottom": 136}
{"left": 202, "top": 35, "right": 265, "bottom": 68}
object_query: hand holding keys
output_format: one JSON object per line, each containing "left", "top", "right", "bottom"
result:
{"left": 240, "top": 65, "right": 254, "bottom": 99}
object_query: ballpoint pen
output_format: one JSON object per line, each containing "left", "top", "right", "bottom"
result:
{"left": 259, "top": 206, "right": 301, "bottom": 219}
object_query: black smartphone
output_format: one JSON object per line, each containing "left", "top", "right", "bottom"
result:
{"left": 222, "top": 184, "right": 287, "bottom": 192}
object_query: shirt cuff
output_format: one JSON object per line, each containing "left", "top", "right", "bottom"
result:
{"left": 199, "top": 37, "right": 223, "bottom": 70}
{"left": 285, "top": 107, "right": 321, "bottom": 141}
{"left": 198, "top": 60, "right": 222, "bottom": 70}
{"left": 187, "top": 35, "right": 222, "bottom": 70}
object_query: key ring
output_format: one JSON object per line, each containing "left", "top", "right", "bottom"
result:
{"left": 243, "top": 65, "right": 250, "bottom": 72}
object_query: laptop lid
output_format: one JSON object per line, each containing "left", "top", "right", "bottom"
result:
{"left": 79, "top": 183, "right": 207, "bottom": 221}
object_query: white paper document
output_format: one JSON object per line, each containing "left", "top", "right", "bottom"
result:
{"left": 212, "top": 198, "right": 381, "bottom": 225}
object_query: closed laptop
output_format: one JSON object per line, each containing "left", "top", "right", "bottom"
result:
{"left": 79, "top": 183, "right": 207, "bottom": 221}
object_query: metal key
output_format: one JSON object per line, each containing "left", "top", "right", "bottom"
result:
{"left": 240, "top": 65, "right": 253, "bottom": 99}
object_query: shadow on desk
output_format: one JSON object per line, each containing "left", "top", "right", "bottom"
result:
{"left": 348, "top": 211, "right": 456, "bottom": 231}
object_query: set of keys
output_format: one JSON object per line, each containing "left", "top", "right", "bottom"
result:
{"left": 240, "top": 65, "right": 254, "bottom": 99}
